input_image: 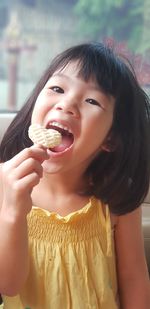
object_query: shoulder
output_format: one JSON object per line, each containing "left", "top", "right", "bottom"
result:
{"left": 114, "top": 206, "right": 148, "bottom": 278}
{"left": 115, "top": 206, "right": 142, "bottom": 235}
{"left": 114, "top": 206, "right": 143, "bottom": 252}
{"left": 110, "top": 212, "right": 118, "bottom": 230}
{"left": 0, "top": 163, "right": 4, "bottom": 208}
{"left": 113, "top": 207, "right": 150, "bottom": 305}
{"left": 110, "top": 205, "right": 143, "bottom": 233}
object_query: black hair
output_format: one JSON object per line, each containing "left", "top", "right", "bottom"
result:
{"left": 0, "top": 42, "right": 150, "bottom": 215}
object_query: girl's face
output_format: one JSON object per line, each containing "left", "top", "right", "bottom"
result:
{"left": 31, "top": 61, "right": 115, "bottom": 175}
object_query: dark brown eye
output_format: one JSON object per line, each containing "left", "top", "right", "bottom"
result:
{"left": 86, "top": 98, "right": 100, "bottom": 107}
{"left": 50, "top": 86, "right": 64, "bottom": 93}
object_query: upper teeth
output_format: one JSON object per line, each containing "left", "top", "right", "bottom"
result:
{"left": 50, "top": 121, "right": 72, "bottom": 134}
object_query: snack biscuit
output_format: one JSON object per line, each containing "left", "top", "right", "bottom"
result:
{"left": 28, "top": 124, "right": 62, "bottom": 148}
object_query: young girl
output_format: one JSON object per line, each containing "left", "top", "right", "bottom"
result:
{"left": 0, "top": 42, "right": 150, "bottom": 308}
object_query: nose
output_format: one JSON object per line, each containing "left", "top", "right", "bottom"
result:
{"left": 55, "top": 99, "right": 80, "bottom": 118}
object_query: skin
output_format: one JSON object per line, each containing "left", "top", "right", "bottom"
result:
{"left": 31, "top": 62, "right": 114, "bottom": 176}
{"left": 0, "top": 61, "right": 150, "bottom": 307}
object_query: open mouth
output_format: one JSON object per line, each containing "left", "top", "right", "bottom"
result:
{"left": 47, "top": 123, "right": 74, "bottom": 153}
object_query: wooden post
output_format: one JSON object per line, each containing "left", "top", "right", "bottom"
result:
{"left": 7, "top": 50, "right": 19, "bottom": 110}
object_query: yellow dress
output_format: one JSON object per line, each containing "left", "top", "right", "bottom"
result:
{"left": 2, "top": 197, "right": 118, "bottom": 309}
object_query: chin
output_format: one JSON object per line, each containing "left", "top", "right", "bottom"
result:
{"left": 42, "top": 160, "right": 64, "bottom": 174}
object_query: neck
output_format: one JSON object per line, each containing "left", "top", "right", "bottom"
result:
{"left": 31, "top": 170, "right": 89, "bottom": 216}
{"left": 41, "top": 170, "right": 87, "bottom": 195}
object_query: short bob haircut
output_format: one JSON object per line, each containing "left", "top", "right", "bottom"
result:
{"left": 0, "top": 42, "right": 150, "bottom": 215}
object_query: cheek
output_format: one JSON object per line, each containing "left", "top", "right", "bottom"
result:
{"left": 84, "top": 117, "right": 113, "bottom": 152}
{"left": 86, "top": 112, "right": 113, "bottom": 139}
{"left": 31, "top": 98, "right": 48, "bottom": 123}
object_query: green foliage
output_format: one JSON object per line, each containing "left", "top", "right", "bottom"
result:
{"left": 74, "top": 0, "right": 146, "bottom": 51}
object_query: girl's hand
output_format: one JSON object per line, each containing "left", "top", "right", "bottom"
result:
{"left": 1, "top": 146, "right": 48, "bottom": 219}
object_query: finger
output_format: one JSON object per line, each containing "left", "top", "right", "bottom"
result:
{"left": 14, "top": 172, "right": 42, "bottom": 193}
{"left": 4, "top": 146, "right": 49, "bottom": 169}
{"left": 11, "top": 158, "right": 43, "bottom": 180}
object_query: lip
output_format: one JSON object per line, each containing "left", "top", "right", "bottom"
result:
{"left": 46, "top": 141, "right": 74, "bottom": 157}
{"left": 46, "top": 120, "right": 73, "bottom": 135}
{"left": 43, "top": 118, "right": 75, "bottom": 156}
{"left": 44, "top": 118, "right": 80, "bottom": 142}
{"left": 45, "top": 118, "right": 73, "bottom": 132}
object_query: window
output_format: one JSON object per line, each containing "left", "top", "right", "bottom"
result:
{"left": 0, "top": 0, "right": 150, "bottom": 112}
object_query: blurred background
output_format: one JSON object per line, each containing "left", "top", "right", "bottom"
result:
{"left": 0, "top": 0, "right": 150, "bottom": 111}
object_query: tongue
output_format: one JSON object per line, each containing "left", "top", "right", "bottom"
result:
{"left": 51, "top": 135, "right": 73, "bottom": 152}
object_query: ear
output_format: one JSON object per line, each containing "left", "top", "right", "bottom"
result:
{"left": 101, "top": 144, "right": 112, "bottom": 152}
{"left": 101, "top": 133, "right": 116, "bottom": 152}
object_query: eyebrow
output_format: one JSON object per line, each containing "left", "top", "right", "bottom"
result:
{"left": 50, "top": 72, "right": 115, "bottom": 107}
{"left": 51, "top": 72, "right": 100, "bottom": 91}
{"left": 52, "top": 72, "right": 71, "bottom": 79}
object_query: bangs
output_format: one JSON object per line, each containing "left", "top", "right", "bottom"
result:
{"left": 50, "top": 43, "right": 124, "bottom": 97}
